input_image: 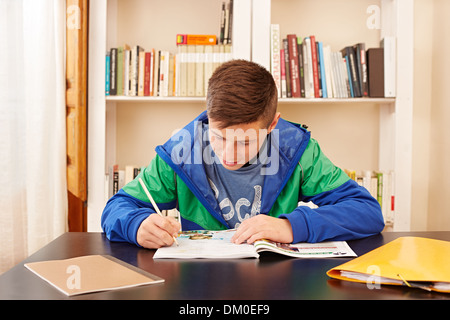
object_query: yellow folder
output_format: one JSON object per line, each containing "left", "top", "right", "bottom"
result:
{"left": 327, "top": 237, "right": 450, "bottom": 293}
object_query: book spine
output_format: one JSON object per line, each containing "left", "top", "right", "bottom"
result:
{"left": 270, "top": 24, "right": 281, "bottom": 98}
{"left": 204, "top": 45, "right": 213, "bottom": 96}
{"left": 117, "top": 47, "right": 124, "bottom": 96}
{"left": 280, "top": 48, "right": 287, "bottom": 98}
{"left": 110, "top": 48, "right": 117, "bottom": 95}
{"left": 323, "top": 45, "right": 334, "bottom": 98}
{"left": 341, "top": 55, "right": 351, "bottom": 98}
{"left": 105, "top": 53, "right": 110, "bottom": 95}
{"left": 219, "top": 2, "right": 226, "bottom": 44}
{"left": 297, "top": 37, "right": 305, "bottom": 98}
{"left": 177, "top": 34, "right": 217, "bottom": 45}
{"left": 169, "top": 54, "right": 175, "bottom": 96}
{"left": 130, "top": 46, "right": 137, "bottom": 96}
{"left": 282, "top": 39, "right": 291, "bottom": 98}
{"left": 303, "top": 37, "right": 314, "bottom": 98}
{"left": 227, "top": 0, "right": 233, "bottom": 45}
{"left": 287, "top": 34, "right": 301, "bottom": 98}
{"left": 223, "top": 2, "right": 230, "bottom": 44}
{"left": 309, "top": 36, "right": 320, "bottom": 98}
{"left": 355, "top": 43, "right": 368, "bottom": 97}
{"left": 138, "top": 50, "right": 145, "bottom": 96}
{"left": 316, "top": 42, "right": 323, "bottom": 98}
{"left": 144, "top": 51, "right": 151, "bottom": 96}
{"left": 195, "top": 45, "right": 205, "bottom": 96}
{"left": 381, "top": 36, "right": 396, "bottom": 97}
{"left": 124, "top": 48, "right": 130, "bottom": 96}
{"left": 367, "top": 48, "right": 384, "bottom": 97}
{"left": 345, "top": 57, "right": 354, "bottom": 97}
{"left": 179, "top": 45, "right": 187, "bottom": 96}
{"left": 342, "top": 46, "right": 361, "bottom": 97}
{"left": 187, "top": 45, "right": 196, "bottom": 96}
{"left": 349, "top": 48, "right": 361, "bottom": 97}
{"left": 318, "top": 42, "right": 327, "bottom": 98}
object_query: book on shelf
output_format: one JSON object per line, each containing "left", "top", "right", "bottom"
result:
{"left": 106, "top": 164, "right": 142, "bottom": 200}
{"left": 269, "top": 25, "right": 395, "bottom": 99}
{"left": 282, "top": 39, "right": 291, "bottom": 98}
{"left": 105, "top": 53, "right": 110, "bottom": 95}
{"left": 366, "top": 48, "right": 384, "bottom": 97}
{"left": 110, "top": 48, "right": 117, "bottom": 95}
{"left": 287, "top": 34, "right": 301, "bottom": 98}
{"left": 105, "top": 43, "right": 232, "bottom": 98}
{"left": 270, "top": 24, "right": 281, "bottom": 98}
{"left": 344, "top": 169, "right": 394, "bottom": 225}
{"left": 280, "top": 48, "right": 287, "bottom": 98}
{"left": 176, "top": 34, "right": 217, "bottom": 45}
{"left": 309, "top": 35, "right": 320, "bottom": 98}
{"left": 341, "top": 46, "right": 361, "bottom": 97}
{"left": 381, "top": 36, "right": 396, "bottom": 98}
{"left": 297, "top": 37, "right": 306, "bottom": 98}
{"left": 303, "top": 37, "right": 314, "bottom": 98}
{"left": 153, "top": 230, "right": 357, "bottom": 259}
{"left": 317, "top": 41, "right": 326, "bottom": 98}
{"left": 219, "top": 0, "right": 233, "bottom": 45}
{"left": 354, "top": 43, "right": 368, "bottom": 97}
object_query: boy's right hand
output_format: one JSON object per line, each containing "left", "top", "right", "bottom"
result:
{"left": 136, "top": 214, "right": 181, "bottom": 249}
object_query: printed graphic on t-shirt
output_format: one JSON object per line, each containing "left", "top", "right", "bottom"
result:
{"left": 208, "top": 178, "right": 261, "bottom": 228}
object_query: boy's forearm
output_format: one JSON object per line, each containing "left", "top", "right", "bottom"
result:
{"left": 280, "top": 179, "right": 384, "bottom": 243}
{"left": 101, "top": 189, "right": 156, "bottom": 246}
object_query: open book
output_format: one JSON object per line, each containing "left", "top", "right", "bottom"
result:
{"left": 153, "top": 230, "right": 357, "bottom": 259}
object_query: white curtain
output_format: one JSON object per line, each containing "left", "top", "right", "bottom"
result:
{"left": 0, "top": 0, "right": 67, "bottom": 274}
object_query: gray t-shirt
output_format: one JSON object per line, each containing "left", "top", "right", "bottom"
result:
{"left": 203, "top": 123, "right": 266, "bottom": 228}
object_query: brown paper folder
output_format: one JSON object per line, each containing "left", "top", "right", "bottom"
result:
{"left": 327, "top": 237, "right": 450, "bottom": 293}
{"left": 25, "top": 255, "right": 164, "bottom": 296}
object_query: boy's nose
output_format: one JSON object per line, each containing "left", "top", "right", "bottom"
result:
{"left": 223, "top": 141, "right": 237, "bottom": 162}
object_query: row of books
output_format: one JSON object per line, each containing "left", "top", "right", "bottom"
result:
{"left": 105, "top": 164, "right": 180, "bottom": 218}
{"left": 105, "top": 43, "right": 233, "bottom": 98}
{"left": 270, "top": 24, "right": 396, "bottom": 99}
{"left": 106, "top": 165, "right": 142, "bottom": 200}
{"left": 344, "top": 169, "right": 395, "bottom": 225}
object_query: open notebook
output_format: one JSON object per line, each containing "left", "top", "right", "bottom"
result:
{"left": 24, "top": 255, "right": 164, "bottom": 296}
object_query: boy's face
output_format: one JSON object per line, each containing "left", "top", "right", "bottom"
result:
{"left": 208, "top": 113, "right": 280, "bottom": 171}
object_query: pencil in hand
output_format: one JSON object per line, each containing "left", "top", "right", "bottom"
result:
{"left": 138, "top": 178, "right": 179, "bottom": 246}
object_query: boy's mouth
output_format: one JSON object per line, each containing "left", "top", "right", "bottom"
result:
{"left": 222, "top": 159, "right": 239, "bottom": 167}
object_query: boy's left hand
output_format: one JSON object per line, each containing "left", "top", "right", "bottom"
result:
{"left": 231, "top": 215, "right": 293, "bottom": 244}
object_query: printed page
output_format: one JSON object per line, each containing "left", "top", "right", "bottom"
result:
{"left": 254, "top": 240, "right": 357, "bottom": 258}
{"left": 153, "top": 230, "right": 259, "bottom": 259}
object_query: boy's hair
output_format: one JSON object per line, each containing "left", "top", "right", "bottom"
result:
{"left": 206, "top": 59, "right": 278, "bottom": 129}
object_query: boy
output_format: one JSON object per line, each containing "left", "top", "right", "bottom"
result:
{"left": 101, "top": 59, "right": 384, "bottom": 249}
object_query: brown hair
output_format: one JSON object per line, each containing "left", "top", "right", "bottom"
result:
{"left": 206, "top": 59, "right": 278, "bottom": 129}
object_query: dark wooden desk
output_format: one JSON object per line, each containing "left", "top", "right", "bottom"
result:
{"left": 1, "top": 231, "right": 450, "bottom": 301}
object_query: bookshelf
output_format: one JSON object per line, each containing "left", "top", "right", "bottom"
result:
{"left": 88, "top": 0, "right": 413, "bottom": 232}
{"left": 106, "top": 95, "right": 395, "bottom": 104}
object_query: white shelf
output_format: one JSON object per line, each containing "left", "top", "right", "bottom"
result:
{"left": 106, "top": 95, "right": 395, "bottom": 105}
{"left": 278, "top": 98, "right": 395, "bottom": 105}
{"left": 106, "top": 96, "right": 206, "bottom": 103}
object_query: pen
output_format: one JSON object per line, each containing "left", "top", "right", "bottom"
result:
{"left": 138, "top": 178, "right": 179, "bottom": 246}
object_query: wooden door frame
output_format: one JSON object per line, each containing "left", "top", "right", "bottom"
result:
{"left": 66, "top": 0, "right": 88, "bottom": 231}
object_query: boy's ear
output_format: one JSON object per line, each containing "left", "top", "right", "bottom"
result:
{"left": 268, "top": 112, "right": 281, "bottom": 133}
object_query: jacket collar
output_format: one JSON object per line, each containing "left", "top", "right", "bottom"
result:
{"left": 155, "top": 111, "right": 310, "bottom": 227}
